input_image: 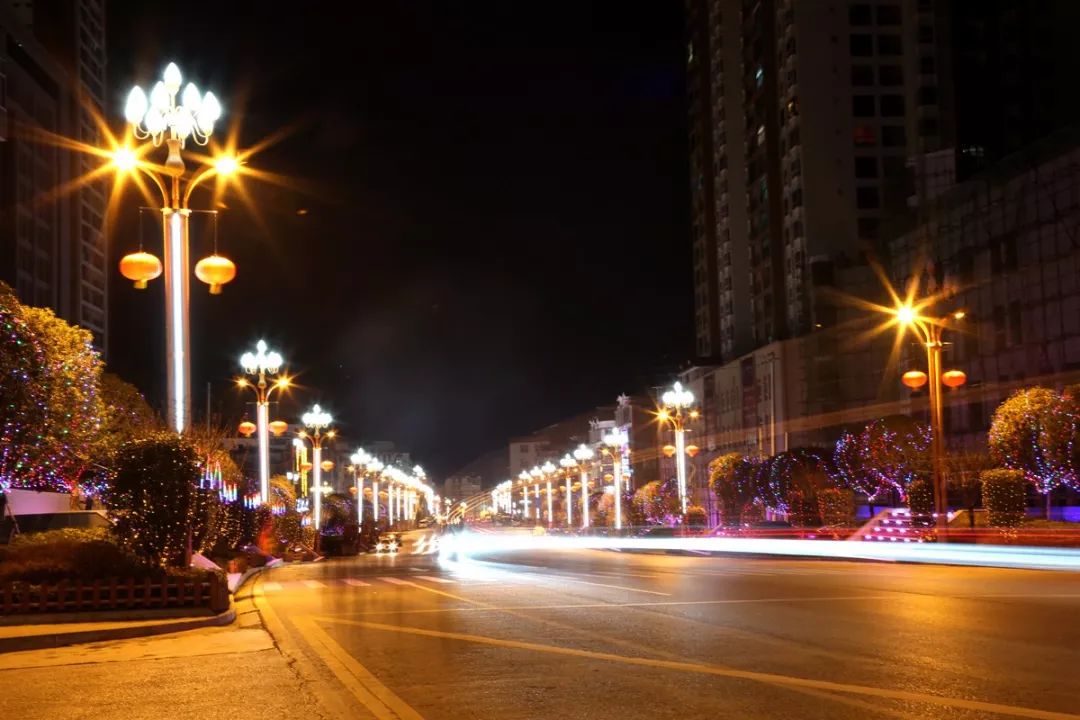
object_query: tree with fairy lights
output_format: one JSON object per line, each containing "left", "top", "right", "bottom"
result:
{"left": 759, "top": 448, "right": 834, "bottom": 527}
{"left": 989, "top": 387, "right": 1076, "bottom": 519}
{"left": 832, "top": 416, "right": 930, "bottom": 505}
{"left": 0, "top": 283, "right": 103, "bottom": 493}
{"left": 633, "top": 478, "right": 681, "bottom": 525}
{"left": 103, "top": 433, "right": 204, "bottom": 567}
{"left": 709, "top": 453, "right": 757, "bottom": 526}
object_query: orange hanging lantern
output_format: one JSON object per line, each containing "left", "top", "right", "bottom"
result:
{"left": 268, "top": 420, "right": 289, "bottom": 436}
{"left": 320, "top": 460, "right": 334, "bottom": 472}
{"left": 238, "top": 420, "right": 256, "bottom": 437}
{"left": 662, "top": 444, "right": 677, "bottom": 458}
{"left": 300, "top": 461, "right": 313, "bottom": 472}
{"left": 194, "top": 254, "right": 236, "bottom": 295}
{"left": 686, "top": 444, "right": 701, "bottom": 458}
{"left": 902, "top": 370, "right": 928, "bottom": 389}
{"left": 119, "top": 251, "right": 162, "bottom": 289}
{"left": 942, "top": 369, "right": 967, "bottom": 388}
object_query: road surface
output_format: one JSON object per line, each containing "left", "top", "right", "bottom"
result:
{"left": 248, "top": 531, "right": 1080, "bottom": 720}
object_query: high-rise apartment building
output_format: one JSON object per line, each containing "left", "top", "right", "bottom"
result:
{"left": 0, "top": 0, "right": 108, "bottom": 353}
{"left": 687, "top": 0, "right": 945, "bottom": 363}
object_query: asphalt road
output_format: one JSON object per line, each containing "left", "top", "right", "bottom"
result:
{"left": 251, "top": 531, "right": 1080, "bottom": 720}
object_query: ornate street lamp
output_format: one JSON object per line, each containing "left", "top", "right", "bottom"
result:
{"left": 237, "top": 340, "right": 289, "bottom": 504}
{"left": 559, "top": 454, "right": 576, "bottom": 527}
{"left": 602, "top": 429, "right": 628, "bottom": 530}
{"left": 351, "top": 449, "right": 372, "bottom": 526}
{"left": 660, "top": 382, "right": 696, "bottom": 515}
{"left": 541, "top": 461, "right": 556, "bottom": 527}
{"left": 116, "top": 62, "right": 237, "bottom": 432}
{"left": 298, "top": 405, "right": 334, "bottom": 538}
{"left": 573, "top": 444, "right": 594, "bottom": 529}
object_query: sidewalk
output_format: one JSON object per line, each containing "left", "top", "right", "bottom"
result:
{"left": 0, "top": 606, "right": 236, "bottom": 653}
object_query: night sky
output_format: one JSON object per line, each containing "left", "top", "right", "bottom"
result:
{"left": 105, "top": 1, "right": 692, "bottom": 477}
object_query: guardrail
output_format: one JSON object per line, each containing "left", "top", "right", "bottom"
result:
{"left": 0, "top": 574, "right": 230, "bottom": 615}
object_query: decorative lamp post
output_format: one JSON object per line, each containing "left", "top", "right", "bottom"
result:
{"left": 117, "top": 62, "right": 237, "bottom": 432}
{"left": 237, "top": 340, "right": 289, "bottom": 504}
{"left": 351, "top": 449, "right": 372, "bottom": 525}
{"left": 573, "top": 444, "right": 594, "bottom": 529}
{"left": 559, "top": 454, "right": 576, "bottom": 527}
{"left": 892, "top": 304, "right": 967, "bottom": 533}
{"left": 660, "top": 382, "right": 696, "bottom": 516}
{"left": 602, "top": 428, "right": 628, "bottom": 530}
{"left": 298, "top": 405, "right": 334, "bottom": 539}
{"left": 541, "top": 461, "right": 556, "bottom": 527}
{"left": 518, "top": 470, "right": 532, "bottom": 520}
{"left": 367, "top": 459, "right": 384, "bottom": 522}
{"left": 530, "top": 466, "right": 543, "bottom": 522}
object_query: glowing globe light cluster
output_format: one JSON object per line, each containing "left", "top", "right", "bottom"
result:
{"left": 240, "top": 340, "right": 283, "bottom": 375}
{"left": 661, "top": 381, "right": 695, "bottom": 409}
{"left": 302, "top": 404, "right": 332, "bottom": 430}
{"left": 125, "top": 62, "right": 222, "bottom": 148}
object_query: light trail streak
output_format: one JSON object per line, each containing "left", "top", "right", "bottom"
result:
{"left": 438, "top": 531, "right": 1080, "bottom": 572}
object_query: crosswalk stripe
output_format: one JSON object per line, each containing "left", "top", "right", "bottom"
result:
{"left": 262, "top": 582, "right": 283, "bottom": 591}
{"left": 303, "top": 580, "right": 326, "bottom": 589}
{"left": 343, "top": 578, "right": 371, "bottom": 587}
{"left": 380, "top": 577, "right": 412, "bottom": 585}
{"left": 416, "top": 576, "right": 456, "bottom": 584}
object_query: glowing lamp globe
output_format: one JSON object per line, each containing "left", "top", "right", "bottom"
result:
{"left": 238, "top": 420, "right": 256, "bottom": 437}
{"left": 300, "top": 461, "right": 313, "bottom": 472}
{"left": 268, "top": 420, "right": 289, "bottom": 436}
{"left": 119, "top": 251, "right": 162, "bottom": 289}
{"left": 320, "top": 460, "right": 334, "bottom": 472}
{"left": 902, "top": 370, "right": 928, "bottom": 389}
{"left": 942, "top": 370, "right": 967, "bottom": 388}
{"left": 348, "top": 486, "right": 357, "bottom": 496}
{"left": 194, "top": 254, "right": 236, "bottom": 294}
{"left": 662, "top": 444, "right": 677, "bottom": 458}
{"left": 685, "top": 444, "right": 701, "bottom": 458}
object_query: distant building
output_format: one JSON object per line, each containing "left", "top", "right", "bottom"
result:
{"left": 445, "top": 447, "right": 508, "bottom": 493}
{"left": 442, "top": 475, "right": 482, "bottom": 504}
{"left": 0, "top": 0, "right": 108, "bottom": 353}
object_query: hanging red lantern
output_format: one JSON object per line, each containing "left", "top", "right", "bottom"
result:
{"left": 320, "top": 460, "right": 334, "bottom": 472}
{"left": 194, "top": 254, "right": 236, "bottom": 294}
{"left": 268, "top": 420, "right": 289, "bottom": 436}
{"left": 662, "top": 444, "right": 677, "bottom": 457}
{"left": 686, "top": 444, "right": 701, "bottom": 458}
{"left": 902, "top": 370, "right": 928, "bottom": 389}
{"left": 238, "top": 420, "right": 256, "bottom": 437}
{"left": 942, "top": 369, "right": 967, "bottom": 388}
{"left": 119, "top": 251, "right": 162, "bottom": 289}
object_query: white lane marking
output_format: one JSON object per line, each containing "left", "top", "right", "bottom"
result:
{"left": 379, "top": 577, "right": 412, "bottom": 585}
{"left": 343, "top": 578, "right": 371, "bottom": 587}
{"left": 262, "top": 581, "right": 283, "bottom": 591}
{"left": 303, "top": 580, "right": 326, "bottom": 589}
{"left": 416, "top": 576, "right": 456, "bottom": 584}
{"left": 531, "top": 575, "right": 672, "bottom": 596}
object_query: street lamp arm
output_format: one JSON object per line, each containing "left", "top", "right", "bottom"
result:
{"left": 131, "top": 165, "right": 171, "bottom": 207}
{"left": 181, "top": 163, "right": 224, "bottom": 208}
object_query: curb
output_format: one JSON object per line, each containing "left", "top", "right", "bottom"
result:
{"left": 0, "top": 605, "right": 236, "bottom": 654}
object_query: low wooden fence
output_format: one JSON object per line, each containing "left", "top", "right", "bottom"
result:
{"left": 0, "top": 574, "right": 230, "bottom": 615}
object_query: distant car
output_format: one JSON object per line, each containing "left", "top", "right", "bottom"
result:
{"left": 375, "top": 534, "right": 400, "bottom": 553}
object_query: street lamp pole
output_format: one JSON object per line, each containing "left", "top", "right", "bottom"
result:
{"left": 661, "top": 382, "right": 697, "bottom": 516}
{"left": 238, "top": 341, "right": 288, "bottom": 504}
{"left": 299, "top": 405, "right": 334, "bottom": 540}
{"left": 351, "top": 450, "right": 372, "bottom": 527}
{"left": 117, "top": 62, "right": 235, "bottom": 433}
{"left": 573, "top": 444, "right": 594, "bottom": 529}
{"left": 894, "top": 305, "right": 966, "bottom": 534}
{"left": 602, "top": 429, "right": 628, "bottom": 531}
{"left": 541, "top": 461, "right": 556, "bottom": 527}
{"left": 559, "top": 454, "right": 575, "bottom": 527}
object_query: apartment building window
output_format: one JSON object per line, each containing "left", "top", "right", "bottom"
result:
{"left": 857, "top": 217, "right": 879, "bottom": 239}
{"left": 878, "top": 35, "right": 902, "bottom": 55}
{"left": 856, "top": 186, "right": 879, "bottom": 209}
{"left": 854, "top": 157, "right": 878, "bottom": 178}
{"left": 918, "top": 86, "right": 938, "bottom": 105}
{"left": 918, "top": 24, "right": 934, "bottom": 43}
{"left": 879, "top": 65, "right": 903, "bottom": 85}
{"left": 877, "top": 5, "right": 901, "bottom": 25}
{"left": 1009, "top": 302, "right": 1022, "bottom": 345}
{"left": 849, "top": 4, "right": 871, "bottom": 25}
{"left": 850, "top": 34, "right": 873, "bottom": 56}
{"left": 853, "top": 125, "right": 876, "bottom": 146}
{"left": 852, "top": 95, "right": 875, "bottom": 117}
{"left": 993, "top": 307, "right": 1006, "bottom": 350}
{"left": 852, "top": 65, "right": 874, "bottom": 85}
{"left": 882, "top": 125, "right": 906, "bottom": 146}
{"left": 920, "top": 56, "right": 935, "bottom": 74}
{"left": 880, "top": 94, "right": 905, "bottom": 116}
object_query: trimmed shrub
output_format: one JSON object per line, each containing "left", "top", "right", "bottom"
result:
{"left": 817, "top": 488, "right": 855, "bottom": 526}
{"left": 981, "top": 469, "right": 1026, "bottom": 528}
{"left": 907, "top": 477, "right": 935, "bottom": 517}
{"left": 685, "top": 505, "right": 707, "bottom": 527}
{"left": 0, "top": 528, "right": 149, "bottom": 584}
